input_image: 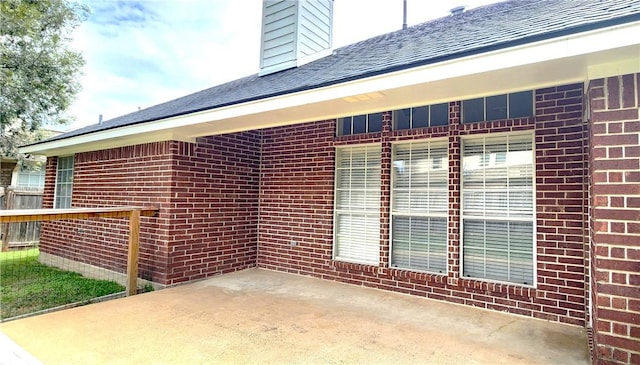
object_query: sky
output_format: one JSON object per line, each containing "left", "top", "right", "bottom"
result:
{"left": 65, "top": 0, "right": 499, "bottom": 131}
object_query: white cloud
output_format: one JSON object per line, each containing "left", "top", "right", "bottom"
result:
{"left": 66, "top": 0, "right": 498, "bottom": 131}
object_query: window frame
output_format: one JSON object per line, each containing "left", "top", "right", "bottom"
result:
{"left": 390, "top": 138, "right": 449, "bottom": 274}
{"left": 461, "top": 90, "right": 534, "bottom": 124}
{"left": 459, "top": 132, "right": 537, "bottom": 287}
{"left": 333, "top": 144, "right": 382, "bottom": 265}
{"left": 337, "top": 112, "right": 384, "bottom": 136}
{"left": 54, "top": 155, "right": 74, "bottom": 209}
{"left": 392, "top": 102, "right": 449, "bottom": 130}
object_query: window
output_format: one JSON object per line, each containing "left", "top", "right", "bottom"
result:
{"left": 338, "top": 113, "right": 383, "bottom": 136}
{"left": 55, "top": 156, "right": 74, "bottom": 208}
{"left": 393, "top": 103, "right": 449, "bottom": 130}
{"left": 391, "top": 141, "right": 448, "bottom": 273}
{"left": 17, "top": 166, "right": 45, "bottom": 188}
{"left": 461, "top": 134, "right": 534, "bottom": 285}
{"left": 462, "top": 90, "right": 533, "bottom": 123}
{"left": 334, "top": 145, "right": 381, "bottom": 264}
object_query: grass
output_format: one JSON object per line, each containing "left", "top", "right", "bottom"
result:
{"left": 0, "top": 248, "right": 125, "bottom": 320}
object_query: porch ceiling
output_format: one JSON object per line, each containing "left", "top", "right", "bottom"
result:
{"left": 0, "top": 268, "right": 589, "bottom": 364}
{"left": 22, "top": 22, "right": 640, "bottom": 157}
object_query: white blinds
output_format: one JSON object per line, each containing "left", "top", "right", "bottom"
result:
{"left": 334, "top": 145, "right": 381, "bottom": 264}
{"left": 391, "top": 141, "right": 448, "bottom": 273}
{"left": 462, "top": 134, "right": 534, "bottom": 285}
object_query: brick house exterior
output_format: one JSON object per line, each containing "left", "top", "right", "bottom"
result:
{"left": 23, "top": 1, "right": 640, "bottom": 363}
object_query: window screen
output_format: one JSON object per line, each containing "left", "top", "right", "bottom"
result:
{"left": 461, "top": 134, "right": 534, "bottom": 285}
{"left": 334, "top": 145, "right": 381, "bottom": 264}
{"left": 391, "top": 141, "right": 448, "bottom": 273}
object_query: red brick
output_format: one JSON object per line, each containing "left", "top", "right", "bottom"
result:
{"left": 607, "top": 76, "right": 621, "bottom": 109}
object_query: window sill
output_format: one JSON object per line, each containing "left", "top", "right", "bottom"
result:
{"left": 332, "top": 260, "right": 380, "bottom": 273}
{"left": 459, "top": 278, "right": 537, "bottom": 297}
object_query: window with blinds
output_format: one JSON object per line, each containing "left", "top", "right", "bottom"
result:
{"left": 391, "top": 141, "right": 448, "bottom": 273}
{"left": 55, "top": 156, "right": 74, "bottom": 209}
{"left": 461, "top": 134, "right": 534, "bottom": 285}
{"left": 334, "top": 145, "right": 381, "bottom": 264}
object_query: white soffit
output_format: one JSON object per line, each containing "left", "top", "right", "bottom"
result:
{"left": 22, "top": 21, "right": 640, "bottom": 157}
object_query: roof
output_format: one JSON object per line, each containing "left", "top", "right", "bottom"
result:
{"left": 40, "top": 0, "right": 640, "bottom": 145}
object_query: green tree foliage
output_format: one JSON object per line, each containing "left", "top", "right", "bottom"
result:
{"left": 0, "top": 0, "right": 88, "bottom": 160}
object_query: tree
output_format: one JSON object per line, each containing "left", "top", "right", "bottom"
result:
{"left": 0, "top": 0, "right": 88, "bottom": 160}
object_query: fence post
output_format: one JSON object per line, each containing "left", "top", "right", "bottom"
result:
{"left": 126, "top": 209, "right": 141, "bottom": 296}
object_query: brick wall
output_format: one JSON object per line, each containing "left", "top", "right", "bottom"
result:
{"left": 40, "top": 132, "right": 261, "bottom": 285}
{"left": 165, "top": 133, "right": 260, "bottom": 284}
{"left": 258, "top": 82, "right": 588, "bottom": 326}
{"left": 40, "top": 142, "right": 176, "bottom": 283}
{"left": 588, "top": 73, "right": 640, "bottom": 364}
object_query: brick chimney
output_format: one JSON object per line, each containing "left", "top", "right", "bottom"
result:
{"left": 259, "top": 0, "right": 333, "bottom": 76}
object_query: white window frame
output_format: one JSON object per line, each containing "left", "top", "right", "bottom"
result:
{"left": 54, "top": 155, "right": 74, "bottom": 209}
{"left": 460, "top": 132, "right": 537, "bottom": 286}
{"left": 333, "top": 144, "right": 381, "bottom": 265}
{"left": 390, "top": 138, "right": 449, "bottom": 274}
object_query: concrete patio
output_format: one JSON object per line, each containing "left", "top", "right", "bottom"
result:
{"left": 0, "top": 269, "right": 589, "bottom": 364}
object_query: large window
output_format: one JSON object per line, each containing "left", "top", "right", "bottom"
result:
{"left": 334, "top": 145, "right": 381, "bottom": 264}
{"left": 54, "top": 156, "right": 74, "bottom": 208}
{"left": 391, "top": 141, "right": 448, "bottom": 273}
{"left": 461, "top": 134, "right": 534, "bottom": 285}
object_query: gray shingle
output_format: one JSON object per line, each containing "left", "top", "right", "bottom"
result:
{"left": 42, "top": 0, "right": 640, "bottom": 144}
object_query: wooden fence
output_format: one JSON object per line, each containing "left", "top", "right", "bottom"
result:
{"left": 0, "top": 187, "right": 43, "bottom": 251}
{"left": 0, "top": 206, "right": 158, "bottom": 296}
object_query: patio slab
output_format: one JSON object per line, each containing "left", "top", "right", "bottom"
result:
{"left": 0, "top": 268, "right": 589, "bottom": 364}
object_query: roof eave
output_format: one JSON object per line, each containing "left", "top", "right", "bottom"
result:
{"left": 21, "top": 21, "right": 640, "bottom": 157}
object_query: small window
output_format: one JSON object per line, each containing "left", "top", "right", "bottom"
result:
{"left": 430, "top": 103, "right": 449, "bottom": 126}
{"left": 337, "top": 113, "right": 384, "bottom": 136}
{"left": 17, "top": 166, "right": 45, "bottom": 188}
{"left": 462, "top": 98, "right": 485, "bottom": 123}
{"left": 412, "top": 106, "right": 429, "bottom": 128}
{"left": 509, "top": 91, "right": 534, "bottom": 118}
{"left": 392, "top": 102, "right": 449, "bottom": 130}
{"left": 55, "top": 156, "right": 74, "bottom": 209}
{"left": 486, "top": 95, "right": 507, "bottom": 121}
{"left": 463, "top": 91, "right": 534, "bottom": 123}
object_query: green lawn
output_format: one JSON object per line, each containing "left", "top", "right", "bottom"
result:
{"left": 0, "top": 248, "right": 124, "bottom": 320}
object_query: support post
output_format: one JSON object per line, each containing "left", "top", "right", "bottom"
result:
{"left": 126, "top": 209, "right": 141, "bottom": 296}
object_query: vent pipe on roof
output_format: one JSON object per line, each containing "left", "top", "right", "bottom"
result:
{"left": 450, "top": 6, "right": 465, "bottom": 15}
{"left": 402, "top": 0, "right": 407, "bottom": 30}
{"left": 98, "top": 114, "right": 103, "bottom": 125}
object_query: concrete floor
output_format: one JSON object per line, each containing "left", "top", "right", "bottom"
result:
{"left": 1, "top": 268, "right": 589, "bottom": 365}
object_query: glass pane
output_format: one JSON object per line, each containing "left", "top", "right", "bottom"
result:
{"left": 509, "top": 90, "right": 534, "bottom": 118}
{"left": 463, "top": 219, "right": 533, "bottom": 284}
{"left": 462, "top": 98, "right": 484, "bottom": 123}
{"left": 486, "top": 94, "right": 507, "bottom": 121}
{"left": 392, "top": 216, "right": 446, "bottom": 272}
{"left": 368, "top": 113, "right": 383, "bottom": 133}
{"left": 412, "top": 106, "right": 428, "bottom": 128}
{"left": 394, "top": 109, "right": 411, "bottom": 130}
{"left": 338, "top": 117, "right": 351, "bottom": 136}
{"left": 430, "top": 103, "right": 449, "bottom": 126}
{"left": 353, "top": 115, "right": 366, "bottom": 134}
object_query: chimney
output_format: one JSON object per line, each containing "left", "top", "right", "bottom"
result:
{"left": 98, "top": 114, "right": 103, "bottom": 125}
{"left": 259, "top": 0, "right": 333, "bottom": 76}
{"left": 450, "top": 6, "right": 465, "bottom": 16}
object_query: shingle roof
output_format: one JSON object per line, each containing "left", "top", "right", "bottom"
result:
{"left": 44, "top": 0, "right": 640, "bottom": 143}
